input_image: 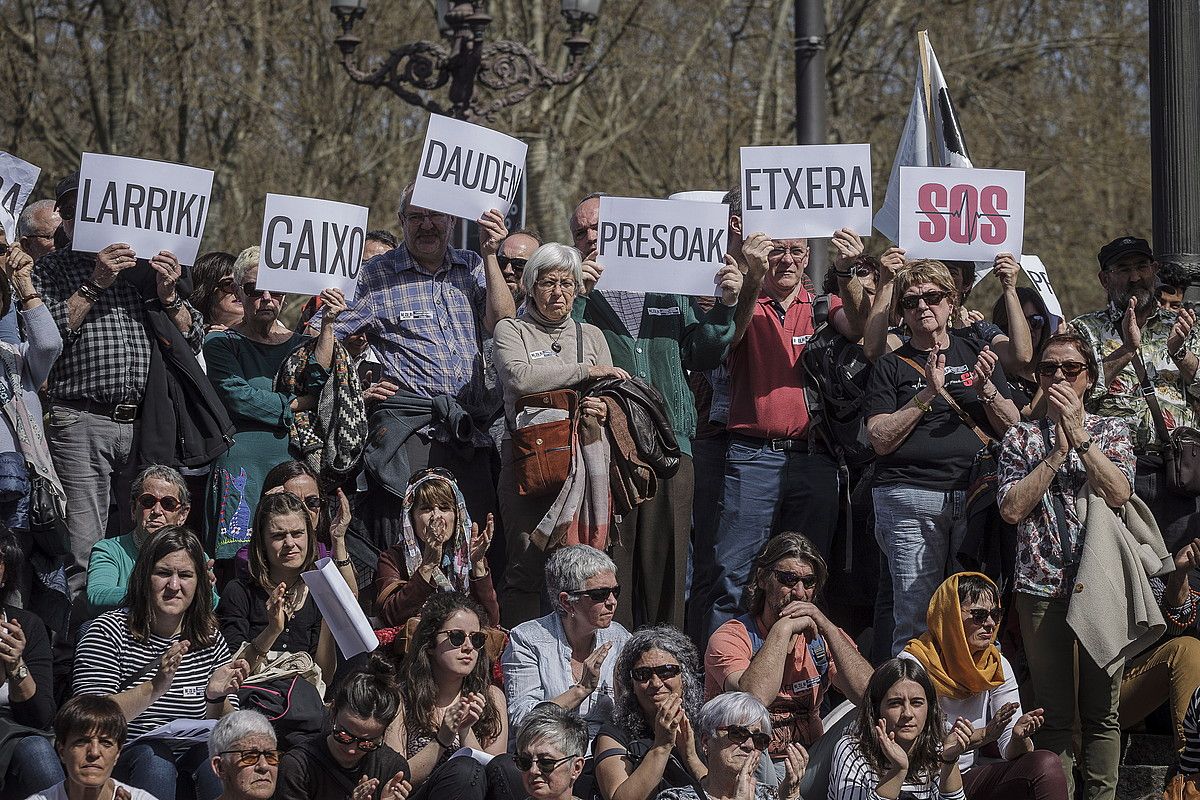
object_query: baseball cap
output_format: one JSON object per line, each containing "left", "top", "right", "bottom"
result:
{"left": 1097, "top": 236, "right": 1154, "bottom": 270}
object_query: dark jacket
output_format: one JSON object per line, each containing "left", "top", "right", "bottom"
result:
{"left": 587, "top": 377, "right": 681, "bottom": 478}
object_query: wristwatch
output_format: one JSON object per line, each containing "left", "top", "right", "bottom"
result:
{"left": 11, "top": 659, "right": 28, "bottom": 682}
{"left": 1073, "top": 439, "right": 1093, "bottom": 456}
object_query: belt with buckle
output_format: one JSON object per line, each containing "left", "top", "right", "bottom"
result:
{"left": 54, "top": 398, "right": 141, "bottom": 423}
{"left": 731, "top": 433, "right": 809, "bottom": 452}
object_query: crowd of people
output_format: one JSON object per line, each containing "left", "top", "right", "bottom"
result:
{"left": 0, "top": 168, "right": 1197, "bottom": 800}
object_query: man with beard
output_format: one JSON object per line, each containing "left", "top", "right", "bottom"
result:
{"left": 1070, "top": 236, "right": 1200, "bottom": 549}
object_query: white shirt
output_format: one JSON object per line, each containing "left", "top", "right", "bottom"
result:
{"left": 26, "top": 779, "right": 160, "bottom": 800}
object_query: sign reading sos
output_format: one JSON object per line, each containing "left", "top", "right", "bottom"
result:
{"left": 898, "top": 166, "right": 1025, "bottom": 261}
{"left": 917, "top": 183, "right": 1008, "bottom": 245}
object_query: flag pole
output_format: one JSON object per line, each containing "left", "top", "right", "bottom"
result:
{"left": 917, "top": 30, "right": 940, "bottom": 168}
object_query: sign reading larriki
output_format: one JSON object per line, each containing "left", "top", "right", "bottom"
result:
{"left": 411, "top": 114, "right": 527, "bottom": 221}
{"left": 740, "top": 144, "right": 872, "bottom": 239}
{"left": 596, "top": 196, "right": 729, "bottom": 296}
{"left": 898, "top": 166, "right": 1025, "bottom": 261}
{"left": 0, "top": 153, "right": 40, "bottom": 245}
{"left": 72, "top": 153, "right": 214, "bottom": 265}
{"left": 256, "top": 194, "right": 369, "bottom": 301}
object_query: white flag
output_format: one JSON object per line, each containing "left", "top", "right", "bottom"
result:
{"left": 874, "top": 31, "right": 973, "bottom": 243}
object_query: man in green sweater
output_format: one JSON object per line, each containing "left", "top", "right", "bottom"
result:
{"left": 569, "top": 192, "right": 741, "bottom": 629}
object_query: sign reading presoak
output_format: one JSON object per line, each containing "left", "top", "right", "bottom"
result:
{"left": 256, "top": 194, "right": 369, "bottom": 301}
{"left": 740, "top": 143, "right": 873, "bottom": 239}
{"left": 0, "top": 152, "right": 40, "bottom": 245}
{"left": 411, "top": 114, "right": 527, "bottom": 221}
{"left": 72, "top": 153, "right": 214, "bottom": 265}
{"left": 596, "top": 196, "right": 729, "bottom": 296}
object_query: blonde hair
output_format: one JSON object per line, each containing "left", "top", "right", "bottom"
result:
{"left": 893, "top": 259, "right": 959, "bottom": 317}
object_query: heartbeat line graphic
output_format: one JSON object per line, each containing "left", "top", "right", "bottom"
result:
{"left": 921, "top": 192, "right": 1011, "bottom": 245}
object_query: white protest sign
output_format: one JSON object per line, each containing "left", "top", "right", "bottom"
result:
{"left": 740, "top": 143, "right": 873, "bottom": 238}
{"left": 898, "top": 166, "right": 1024, "bottom": 262}
{"left": 597, "top": 196, "right": 728, "bottom": 296}
{"left": 0, "top": 153, "right": 40, "bottom": 243}
{"left": 668, "top": 190, "right": 727, "bottom": 203}
{"left": 971, "top": 254, "right": 1063, "bottom": 321}
{"left": 72, "top": 153, "right": 214, "bottom": 265}
{"left": 256, "top": 194, "right": 369, "bottom": 301}
{"left": 412, "top": 114, "right": 527, "bottom": 220}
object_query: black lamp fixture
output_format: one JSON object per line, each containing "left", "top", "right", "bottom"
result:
{"left": 330, "top": 0, "right": 602, "bottom": 120}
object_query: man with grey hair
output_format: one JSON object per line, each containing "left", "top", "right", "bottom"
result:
{"left": 209, "top": 710, "right": 279, "bottom": 800}
{"left": 17, "top": 199, "right": 61, "bottom": 262}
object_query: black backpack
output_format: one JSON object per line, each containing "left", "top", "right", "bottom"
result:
{"left": 801, "top": 296, "right": 875, "bottom": 469}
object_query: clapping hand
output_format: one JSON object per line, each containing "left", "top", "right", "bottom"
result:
{"left": 469, "top": 514, "right": 494, "bottom": 565}
{"left": 733, "top": 748, "right": 761, "bottom": 800}
{"left": 0, "top": 617, "right": 26, "bottom": 672}
{"left": 875, "top": 719, "right": 909, "bottom": 773}
{"left": 207, "top": 658, "right": 251, "bottom": 701}
{"left": 1012, "top": 708, "right": 1045, "bottom": 740}
{"left": 924, "top": 347, "right": 947, "bottom": 395}
{"left": 1168, "top": 307, "right": 1197, "bottom": 358}
{"left": 941, "top": 717, "right": 974, "bottom": 762}
{"left": 972, "top": 345, "right": 999, "bottom": 390}
{"left": 981, "top": 701, "right": 1019, "bottom": 745}
{"left": 1122, "top": 296, "right": 1143, "bottom": 349}
{"left": 778, "top": 742, "right": 809, "bottom": 800}
{"left": 651, "top": 693, "right": 685, "bottom": 747}
{"left": 150, "top": 640, "right": 190, "bottom": 697}
{"left": 381, "top": 769, "right": 412, "bottom": 800}
{"left": 578, "top": 641, "right": 613, "bottom": 693}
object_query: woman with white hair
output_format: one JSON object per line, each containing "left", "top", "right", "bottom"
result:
{"left": 493, "top": 243, "right": 630, "bottom": 626}
{"left": 655, "top": 692, "right": 807, "bottom": 800}
{"left": 502, "top": 545, "right": 630, "bottom": 747}
{"left": 209, "top": 710, "right": 279, "bottom": 800}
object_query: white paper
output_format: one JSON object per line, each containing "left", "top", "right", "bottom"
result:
{"left": 897, "top": 166, "right": 1024, "bottom": 262}
{"left": 0, "top": 152, "right": 41, "bottom": 243}
{"left": 596, "top": 196, "right": 728, "bottom": 296}
{"left": 668, "top": 190, "right": 726, "bottom": 203}
{"left": 129, "top": 718, "right": 216, "bottom": 746}
{"left": 740, "top": 143, "right": 873, "bottom": 239}
{"left": 302, "top": 557, "right": 378, "bottom": 659}
{"left": 449, "top": 747, "right": 495, "bottom": 765}
{"left": 72, "top": 153, "right": 214, "bottom": 265}
{"left": 412, "top": 114, "right": 527, "bottom": 220}
{"left": 256, "top": 194, "right": 369, "bottom": 301}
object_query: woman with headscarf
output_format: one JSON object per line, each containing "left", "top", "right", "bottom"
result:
{"left": 901, "top": 573, "right": 1066, "bottom": 800}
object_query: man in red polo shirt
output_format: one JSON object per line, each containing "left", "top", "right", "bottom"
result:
{"left": 695, "top": 221, "right": 867, "bottom": 639}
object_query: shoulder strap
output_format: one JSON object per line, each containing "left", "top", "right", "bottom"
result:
{"left": 895, "top": 353, "right": 992, "bottom": 447}
{"left": 575, "top": 320, "right": 584, "bottom": 364}
{"left": 1040, "top": 418, "right": 1077, "bottom": 569}
{"left": 734, "top": 613, "right": 765, "bottom": 655}
{"left": 1129, "top": 348, "right": 1174, "bottom": 449}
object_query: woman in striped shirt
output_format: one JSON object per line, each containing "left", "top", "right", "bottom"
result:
{"left": 73, "top": 527, "right": 249, "bottom": 800}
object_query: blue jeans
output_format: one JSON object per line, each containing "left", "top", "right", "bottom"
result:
{"left": 684, "top": 432, "right": 728, "bottom": 645}
{"left": 5, "top": 734, "right": 64, "bottom": 796}
{"left": 698, "top": 438, "right": 840, "bottom": 639}
{"left": 115, "top": 739, "right": 222, "bottom": 800}
{"left": 872, "top": 484, "right": 964, "bottom": 656}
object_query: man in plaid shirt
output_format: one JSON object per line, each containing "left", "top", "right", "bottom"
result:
{"left": 33, "top": 173, "right": 204, "bottom": 601}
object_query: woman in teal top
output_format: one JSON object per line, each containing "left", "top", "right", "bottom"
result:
{"left": 204, "top": 249, "right": 346, "bottom": 560}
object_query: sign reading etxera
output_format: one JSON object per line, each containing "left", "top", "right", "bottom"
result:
{"left": 596, "top": 196, "right": 728, "bottom": 296}
{"left": 72, "top": 153, "right": 214, "bottom": 265}
{"left": 740, "top": 143, "right": 872, "bottom": 239}
{"left": 257, "top": 194, "right": 368, "bottom": 301}
{"left": 411, "top": 114, "right": 527, "bottom": 221}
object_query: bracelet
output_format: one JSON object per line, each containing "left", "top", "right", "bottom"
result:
{"left": 333, "top": 556, "right": 352, "bottom": 567}
{"left": 913, "top": 395, "right": 932, "bottom": 413}
{"left": 980, "top": 390, "right": 999, "bottom": 404}
{"left": 1170, "top": 345, "right": 1189, "bottom": 361}
{"left": 17, "top": 292, "right": 42, "bottom": 306}
{"left": 77, "top": 282, "right": 101, "bottom": 303}
{"left": 205, "top": 693, "right": 227, "bottom": 704}
{"left": 161, "top": 295, "right": 184, "bottom": 312}
{"left": 1039, "top": 458, "right": 1063, "bottom": 473}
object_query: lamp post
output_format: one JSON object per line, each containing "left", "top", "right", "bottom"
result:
{"left": 793, "top": 0, "right": 828, "bottom": 288}
{"left": 329, "top": 1, "right": 602, "bottom": 121}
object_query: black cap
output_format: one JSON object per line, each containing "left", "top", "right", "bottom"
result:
{"left": 1097, "top": 236, "right": 1153, "bottom": 270}
{"left": 54, "top": 171, "right": 79, "bottom": 208}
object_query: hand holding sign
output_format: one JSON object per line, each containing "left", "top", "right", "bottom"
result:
{"left": 149, "top": 251, "right": 183, "bottom": 305}
{"left": 992, "top": 252, "right": 1019, "bottom": 290}
{"left": 319, "top": 287, "right": 349, "bottom": 329}
{"left": 93, "top": 243, "right": 138, "bottom": 288}
{"left": 831, "top": 228, "right": 866, "bottom": 270}
{"left": 741, "top": 232, "right": 773, "bottom": 282}
{"left": 477, "top": 209, "right": 509, "bottom": 257}
{"left": 716, "top": 256, "right": 743, "bottom": 306}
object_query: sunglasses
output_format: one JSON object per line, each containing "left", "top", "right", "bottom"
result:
{"left": 242, "top": 283, "right": 274, "bottom": 300}
{"left": 438, "top": 629, "right": 488, "bottom": 650}
{"left": 331, "top": 724, "right": 383, "bottom": 750}
{"left": 773, "top": 569, "right": 817, "bottom": 589}
{"left": 1036, "top": 361, "right": 1088, "bottom": 378}
{"left": 630, "top": 663, "right": 683, "bottom": 683}
{"left": 498, "top": 256, "right": 528, "bottom": 271}
{"left": 965, "top": 608, "right": 1002, "bottom": 624}
{"left": 514, "top": 753, "right": 578, "bottom": 774}
{"left": 719, "top": 725, "right": 771, "bottom": 751}
{"left": 0, "top": 243, "right": 8, "bottom": 256}
{"left": 1025, "top": 314, "right": 1046, "bottom": 328}
{"left": 137, "top": 493, "right": 183, "bottom": 512}
{"left": 299, "top": 494, "right": 323, "bottom": 512}
{"left": 220, "top": 749, "right": 282, "bottom": 768}
{"left": 570, "top": 585, "right": 621, "bottom": 603}
{"left": 216, "top": 277, "right": 239, "bottom": 295}
{"left": 900, "top": 290, "right": 950, "bottom": 310}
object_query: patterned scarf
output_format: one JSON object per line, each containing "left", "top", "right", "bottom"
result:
{"left": 400, "top": 470, "right": 472, "bottom": 594}
{"left": 274, "top": 339, "right": 367, "bottom": 479}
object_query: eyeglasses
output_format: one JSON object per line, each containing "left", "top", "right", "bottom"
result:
{"left": 772, "top": 569, "right": 817, "bottom": 589}
{"left": 26, "top": 232, "right": 55, "bottom": 242}
{"left": 438, "top": 629, "right": 488, "bottom": 650}
{"left": 498, "top": 256, "right": 528, "bottom": 271}
{"left": 220, "top": 749, "right": 282, "bottom": 768}
{"left": 299, "top": 494, "right": 323, "bottom": 512}
{"left": 900, "top": 290, "right": 950, "bottom": 310}
{"left": 535, "top": 278, "right": 577, "bottom": 293}
{"left": 570, "top": 585, "right": 621, "bottom": 603}
{"left": 630, "top": 663, "right": 683, "bottom": 683}
{"left": 216, "top": 277, "right": 239, "bottom": 296}
{"left": 137, "top": 494, "right": 183, "bottom": 512}
{"left": 964, "top": 608, "right": 1002, "bottom": 624}
{"left": 1036, "top": 361, "right": 1088, "bottom": 378}
{"left": 514, "top": 753, "right": 578, "bottom": 774}
{"left": 331, "top": 724, "right": 383, "bottom": 750}
{"left": 1025, "top": 314, "right": 1046, "bottom": 328}
{"left": 768, "top": 246, "right": 809, "bottom": 261}
{"left": 718, "top": 725, "right": 771, "bottom": 751}
{"left": 404, "top": 211, "right": 449, "bottom": 226}
{"left": 242, "top": 283, "right": 273, "bottom": 299}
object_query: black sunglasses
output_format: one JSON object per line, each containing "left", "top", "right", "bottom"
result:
{"left": 630, "top": 663, "right": 683, "bottom": 683}
{"left": 965, "top": 608, "right": 1002, "bottom": 624}
{"left": 719, "top": 725, "right": 771, "bottom": 751}
{"left": 137, "top": 493, "right": 183, "bottom": 512}
{"left": 438, "top": 629, "right": 488, "bottom": 650}
{"left": 1025, "top": 314, "right": 1046, "bottom": 328}
{"left": 331, "top": 724, "right": 383, "bottom": 750}
{"left": 570, "top": 585, "right": 621, "bottom": 603}
{"left": 216, "top": 276, "right": 239, "bottom": 295}
{"left": 220, "top": 749, "right": 282, "bottom": 767}
{"left": 299, "top": 494, "right": 323, "bottom": 511}
{"left": 498, "top": 256, "right": 528, "bottom": 270}
{"left": 772, "top": 569, "right": 817, "bottom": 589}
{"left": 242, "top": 283, "right": 270, "bottom": 299}
{"left": 0, "top": 243, "right": 8, "bottom": 257}
{"left": 900, "top": 290, "right": 950, "bottom": 310}
{"left": 1036, "top": 361, "right": 1087, "bottom": 378}
{"left": 57, "top": 199, "right": 76, "bottom": 221}
{"left": 514, "top": 753, "right": 578, "bottom": 774}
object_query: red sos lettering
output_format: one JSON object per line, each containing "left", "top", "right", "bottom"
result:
{"left": 917, "top": 183, "right": 1009, "bottom": 244}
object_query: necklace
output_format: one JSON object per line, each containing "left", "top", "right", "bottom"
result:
{"left": 549, "top": 325, "right": 567, "bottom": 353}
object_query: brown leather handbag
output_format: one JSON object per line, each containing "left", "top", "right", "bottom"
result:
{"left": 510, "top": 322, "right": 585, "bottom": 498}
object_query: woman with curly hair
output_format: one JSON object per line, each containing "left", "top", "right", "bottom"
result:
{"left": 593, "top": 626, "right": 706, "bottom": 800}
{"left": 828, "top": 658, "right": 972, "bottom": 800}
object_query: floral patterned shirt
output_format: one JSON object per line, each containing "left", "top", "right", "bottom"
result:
{"left": 997, "top": 414, "right": 1136, "bottom": 598}
{"left": 1070, "top": 305, "right": 1200, "bottom": 453}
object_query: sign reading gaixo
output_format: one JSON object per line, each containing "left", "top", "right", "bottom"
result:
{"left": 898, "top": 166, "right": 1025, "bottom": 261}
{"left": 256, "top": 194, "right": 369, "bottom": 301}
{"left": 0, "top": 152, "right": 40, "bottom": 244}
{"left": 72, "top": 153, "right": 214, "bottom": 265}
{"left": 412, "top": 114, "right": 527, "bottom": 221}
{"left": 740, "top": 144, "right": 872, "bottom": 239}
{"left": 597, "top": 196, "right": 728, "bottom": 296}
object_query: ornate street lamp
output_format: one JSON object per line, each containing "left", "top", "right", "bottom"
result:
{"left": 330, "top": 1, "right": 602, "bottom": 120}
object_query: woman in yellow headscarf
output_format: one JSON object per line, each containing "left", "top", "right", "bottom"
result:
{"left": 901, "top": 572, "right": 1068, "bottom": 800}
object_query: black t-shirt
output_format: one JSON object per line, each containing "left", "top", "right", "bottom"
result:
{"left": 864, "top": 334, "right": 1011, "bottom": 489}
{"left": 594, "top": 722, "right": 700, "bottom": 796}
{"left": 216, "top": 577, "right": 323, "bottom": 656}
{"left": 275, "top": 734, "right": 410, "bottom": 800}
